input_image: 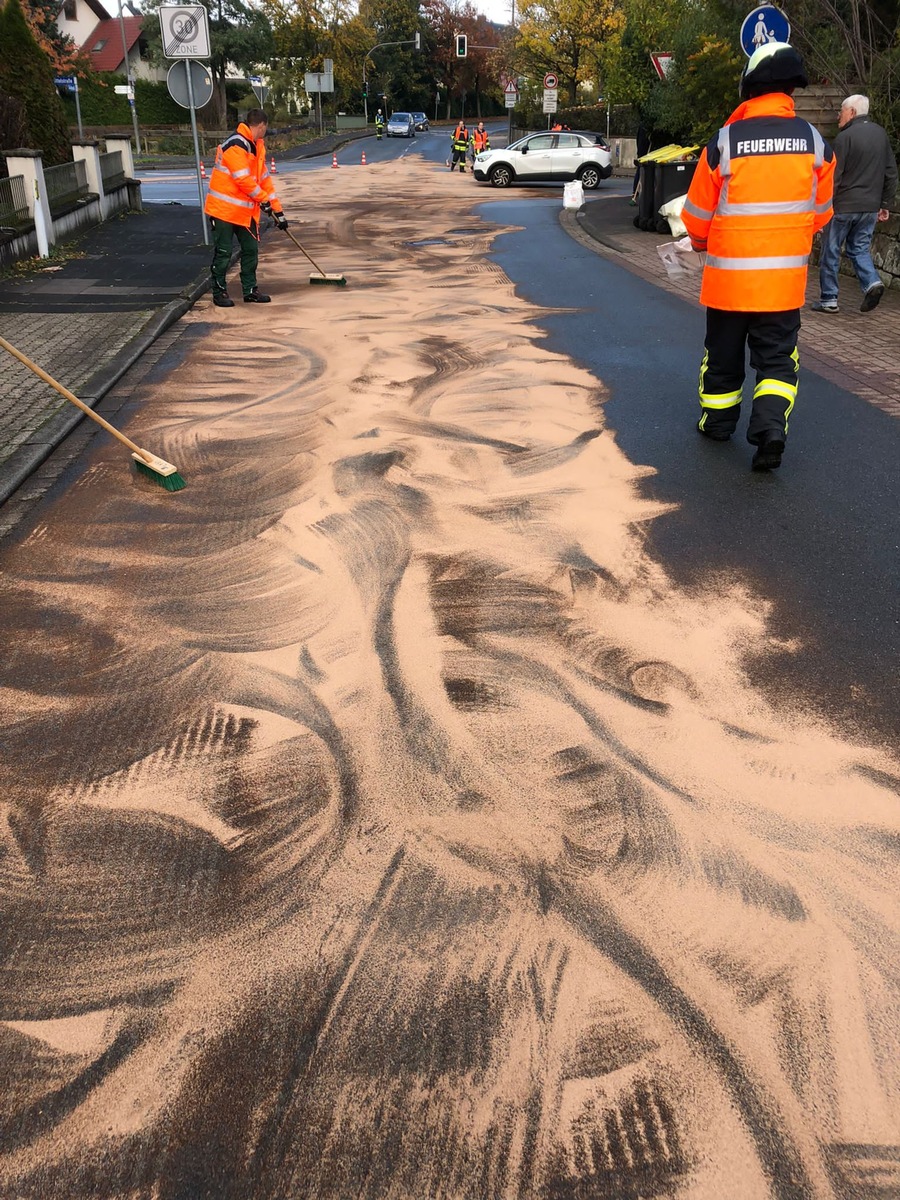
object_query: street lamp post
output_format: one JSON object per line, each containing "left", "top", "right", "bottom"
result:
{"left": 363, "top": 33, "right": 420, "bottom": 125}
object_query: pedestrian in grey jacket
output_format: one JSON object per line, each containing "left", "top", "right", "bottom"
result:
{"left": 813, "top": 94, "right": 898, "bottom": 313}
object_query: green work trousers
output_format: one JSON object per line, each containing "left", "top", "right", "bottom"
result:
{"left": 210, "top": 217, "right": 258, "bottom": 297}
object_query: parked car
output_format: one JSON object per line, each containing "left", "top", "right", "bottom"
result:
{"left": 411, "top": 111, "right": 430, "bottom": 131}
{"left": 387, "top": 112, "right": 416, "bottom": 138}
{"left": 472, "top": 130, "right": 612, "bottom": 189}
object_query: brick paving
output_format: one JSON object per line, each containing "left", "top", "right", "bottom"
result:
{"left": 568, "top": 195, "right": 900, "bottom": 418}
{"left": 0, "top": 203, "right": 214, "bottom": 494}
{"left": 0, "top": 311, "right": 152, "bottom": 463}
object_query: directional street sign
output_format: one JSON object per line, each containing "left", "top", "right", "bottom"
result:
{"left": 159, "top": 4, "right": 211, "bottom": 59}
{"left": 248, "top": 75, "right": 269, "bottom": 105}
{"left": 740, "top": 5, "right": 791, "bottom": 56}
{"left": 54, "top": 76, "right": 76, "bottom": 93}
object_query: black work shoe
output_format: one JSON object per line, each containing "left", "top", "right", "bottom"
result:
{"left": 243, "top": 289, "right": 271, "bottom": 303}
{"left": 751, "top": 436, "right": 785, "bottom": 471}
{"left": 213, "top": 291, "right": 234, "bottom": 308}
{"left": 698, "top": 426, "right": 732, "bottom": 442}
{"left": 860, "top": 282, "right": 884, "bottom": 312}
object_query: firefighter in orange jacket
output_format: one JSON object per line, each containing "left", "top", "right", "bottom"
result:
{"left": 682, "top": 43, "right": 835, "bottom": 470}
{"left": 204, "top": 109, "right": 288, "bottom": 307}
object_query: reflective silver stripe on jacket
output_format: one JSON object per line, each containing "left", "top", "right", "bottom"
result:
{"left": 706, "top": 253, "right": 809, "bottom": 270}
{"left": 809, "top": 123, "right": 825, "bottom": 167}
{"left": 717, "top": 125, "right": 731, "bottom": 175}
{"left": 207, "top": 188, "right": 255, "bottom": 209}
{"left": 683, "top": 196, "right": 715, "bottom": 221}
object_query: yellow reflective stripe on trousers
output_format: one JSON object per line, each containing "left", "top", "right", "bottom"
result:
{"left": 754, "top": 377, "right": 797, "bottom": 430}
{"left": 753, "top": 378, "right": 796, "bottom": 402}
{"left": 698, "top": 350, "right": 742, "bottom": 408}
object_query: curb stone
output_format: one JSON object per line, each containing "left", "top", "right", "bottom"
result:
{"left": 0, "top": 252, "right": 225, "bottom": 507}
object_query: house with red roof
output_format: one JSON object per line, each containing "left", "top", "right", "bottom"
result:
{"left": 55, "top": 0, "right": 166, "bottom": 80}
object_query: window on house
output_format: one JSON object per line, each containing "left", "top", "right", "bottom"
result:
{"left": 63, "top": 0, "right": 77, "bottom": 19}
{"left": 92, "top": 39, "right": 107, "bottom": 51}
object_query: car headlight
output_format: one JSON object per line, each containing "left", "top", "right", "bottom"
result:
{"left": 476, "top": 153, "right": 488, "bottom": 162}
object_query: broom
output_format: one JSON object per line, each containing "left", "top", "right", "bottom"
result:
{"left": 283, "top": 228, "right": 347, "bottom": 286}
{"left": 0, "top": 335, "right": 186, "bottom": 492}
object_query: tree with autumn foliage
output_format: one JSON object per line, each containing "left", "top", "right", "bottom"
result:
{"left": 515, "top": 0, "right": 623, "bottom": 106}
{"left": 19, "top": 0, "right": 84, "bottom": 73}
{"left": 421, "top": 0, "right": 502, "bottom": 119}
{"left": 0, "top": 0, "right": 71, "bottom": 164}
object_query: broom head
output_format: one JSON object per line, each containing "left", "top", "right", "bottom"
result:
{"left": 132, "top": 450, "right": 187, "bottom": 492}
{"left": 309, "top": 273, "right": 347, "bottom": 286}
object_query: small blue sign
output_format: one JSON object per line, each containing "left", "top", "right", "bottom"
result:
{"left": 54, "top": 76, "right": 77, "bottom": 92}
{"left": 740, "top": 6, "right": 791, "bottom": 56}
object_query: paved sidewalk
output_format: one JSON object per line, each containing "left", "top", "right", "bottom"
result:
{"left": 566, "top": 195, "right": 900, "bottom": 419}
{"left": 0, "top": 202, "right": 217, "bottom": 506}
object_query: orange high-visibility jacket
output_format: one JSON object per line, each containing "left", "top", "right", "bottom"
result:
{"left": 204, "top": 122, "right": 283, "bottom": 230}
{"left": 471, "top": 128, "right": 490, "bottom": 153}
{"left": 682, "top": 94, "right": 835, "bottom": 311}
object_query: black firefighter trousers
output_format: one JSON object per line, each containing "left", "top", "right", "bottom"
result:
{"left": 698, "top": 307, "right": 801, "bottom": 444}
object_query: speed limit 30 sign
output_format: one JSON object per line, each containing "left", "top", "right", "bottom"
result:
{"left": 159, "top": 5, "right": 211, "bottom": 58}
{"left": 543, "top": 72, "right": 558, "bottom": 89}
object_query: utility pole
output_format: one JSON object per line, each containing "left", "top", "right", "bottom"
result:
{"left": 117, "top": 0, "right": 142, "bottom": 154}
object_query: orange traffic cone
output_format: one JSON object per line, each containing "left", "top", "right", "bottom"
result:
{"left": 199, "top": 160, "right": 206, "bottom": 179}
{"left": 361, "top": 150, "right": 367, "bottom": 166}
{"left": 270, "top": 156, "right": 277, "bottom": 174}
{"left": 332, "top": 152, "right": 339, "bottom": 169}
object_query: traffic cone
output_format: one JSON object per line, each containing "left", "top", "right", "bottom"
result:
{"left": 270, "top": 156, "right": 277, "bottom": 174}
{"left": 361, "top": 150, "right": 367, "bottom": 166}
{"left": 332, "top": 152, "right": 339, "bottom": 168}
{"left": 200, "top": 160, "right": 206, "bottom": 179}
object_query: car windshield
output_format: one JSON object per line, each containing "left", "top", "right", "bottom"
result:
{"left": 390, "top": 113, "right": 410, "bottom": 121}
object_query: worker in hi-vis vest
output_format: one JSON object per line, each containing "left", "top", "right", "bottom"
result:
{"left": 204, "top": 108, "right": 288, "bottom": 307}
{"left": 682, "top": 43, "right": 834, "bottom": 471}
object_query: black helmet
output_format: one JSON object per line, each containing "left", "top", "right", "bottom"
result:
{"left": 740, "top": 41, "right": 808, "bottom": 99}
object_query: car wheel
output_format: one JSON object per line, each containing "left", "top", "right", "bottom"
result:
{"left": 489, "top": 164, "right": 513, "bottom": 188}
{"left": 579, "top": 164, "right": 601, "bottom": 190}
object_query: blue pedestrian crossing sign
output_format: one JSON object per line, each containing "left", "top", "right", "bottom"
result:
{"left": 740, "top": 5, "right": 791, "bottom": 56}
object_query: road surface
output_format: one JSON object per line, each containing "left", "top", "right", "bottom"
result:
{"left": 1, "top": 152, "right": 898, "bottom": 1200}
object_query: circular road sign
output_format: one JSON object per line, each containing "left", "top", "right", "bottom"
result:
{"left": 166, "top": 60, "right": 214, "bottom": 109}
{"left": 543, "top": 72, "right": 558, "bottom": 89}
{"left": 740, "top": 5, "right": 791, "bottom": 56}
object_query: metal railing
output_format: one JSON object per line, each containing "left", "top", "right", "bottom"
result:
{"left": 99, "top": 150, "right": 126, "bottom": 192}
{"left": 44, "top": 159, "right": 89, "bottom": 216}
{"left": 0, "top": 173, "right": 31, "bottom": 232}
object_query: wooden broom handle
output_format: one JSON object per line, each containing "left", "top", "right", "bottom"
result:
{"left": 284, "top": 228, "right": 327, "bottom": 277}
{"left": 0, "top": 334, "right": 152, "bottom": 464}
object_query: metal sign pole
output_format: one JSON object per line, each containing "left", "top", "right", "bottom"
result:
{"left": 73, "top": 76, "right": 84, "bottom": 140}
{"left": 184, "top": 61, "right": 209, "bottom": 245}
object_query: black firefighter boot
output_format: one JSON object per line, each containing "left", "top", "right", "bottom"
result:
{"left": 213, "top": 287, "right": 234, "bottom": 308}
{"left": 751, "top": 433, "right": 785, "bottom": 471}
{"left": 244, "top": 288, "right": 271, "bottom": 303}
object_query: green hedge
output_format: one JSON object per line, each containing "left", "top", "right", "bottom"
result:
{"left": 60, "top": 72, "right": 189, "bottom": 126}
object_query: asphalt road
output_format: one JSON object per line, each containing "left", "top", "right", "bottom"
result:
{"left": 486, "top": 197, "right": 900, "bottom": 745}
{"left": 136, "top": 124, "right": 464, "bottom": 206}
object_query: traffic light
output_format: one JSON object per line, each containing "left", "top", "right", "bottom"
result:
{"left": 362, "top": 82, "right": 367, "bottom": 97}
{"left": 455, "top": 33, "right": 467, "bottom": 57}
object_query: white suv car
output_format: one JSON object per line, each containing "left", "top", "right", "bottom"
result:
{"left": 473, "top": 130, "right": 612, "bottom": 189}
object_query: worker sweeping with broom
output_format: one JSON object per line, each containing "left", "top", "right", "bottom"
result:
{"left": 204, "top": 108, "right": 290, "bottom": 307}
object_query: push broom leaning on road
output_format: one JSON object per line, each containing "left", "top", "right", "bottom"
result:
{"left": 283, "top": 228, "right": 347, "bottom": 286}
{"left": 0, "top": 336, "right": 186, "bottom": 492}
